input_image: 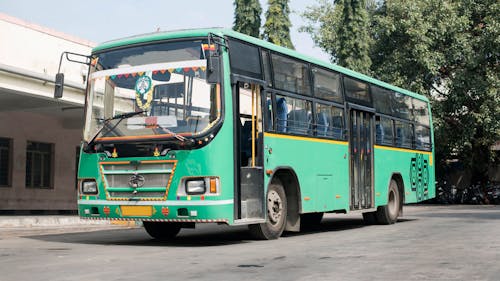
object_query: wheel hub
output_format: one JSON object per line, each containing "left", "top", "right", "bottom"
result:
{"left": 267, "top": 190, "right": 283, "bottom": 224}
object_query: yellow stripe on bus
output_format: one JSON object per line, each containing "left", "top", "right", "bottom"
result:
{"left": 373, "top": 145, "right": 432, "bottom": 155}
{"left": 264, "top": 133, "right": 348, "bottom": 146}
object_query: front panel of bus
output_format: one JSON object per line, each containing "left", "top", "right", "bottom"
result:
{"left": 77, "top": 38, "right": 237, "bottom": 224}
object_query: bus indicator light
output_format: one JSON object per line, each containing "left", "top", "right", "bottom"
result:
{"left": 103, "top": 206, "right": 110, "bottom": 216}
{"left": 210, "top": 178, "right": 217, "bottom": 193}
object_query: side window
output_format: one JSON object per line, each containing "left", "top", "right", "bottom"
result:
{"left": 391, "top": 92, "right": 412, "bottom": 120}
{"left": 264, "top": 94, "right": 273, "bottom": 131}
{"left": 412, "top": 98, "right": 430, "bottom": 127}
{"left": 271, "top": 54, "right": 311, "bottom": 96}
{"left": 228, "top": 39, "right": 262, "bottom": 79}
{"left": 312, "top": 67, "right": 343, "bottom": 103}
{"left": 395, "top": 121, "right": 413, "bottom": 148}
{"left": 261, "top": 50, "right": 272, "bottom": 88}
{"left": 343, "top": 77, "right": 371, "bottom": 106}
{"left": 316, "top": 103, "right": 344, "bottom": 139}
{"left": 371, "top": 86, "right": 392, "bottom": 115}
{"left": 415, "top": 125, "right": 431, "bottom": 151}
{"left": 277, "top": 95, "right": 312, "bottom": 135}
{"left": 375, "top": 116, "right": 394, "bottom": 146}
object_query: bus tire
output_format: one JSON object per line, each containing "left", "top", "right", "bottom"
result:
{"left": 143, "top": 222, "right": 181, "bottom": 241}
{"left": 249, "top": 182, "right": 287, "bottom": 240}
{"left": 375, "top": 179, "right": 401, "bottom": 224}
{"left": 300, "top": 212, "right": 324, "bottom": 230}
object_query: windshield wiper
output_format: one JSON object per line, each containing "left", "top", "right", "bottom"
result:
{"left": 83, "top": 111, "right": 146, "bottom": 152}
{"left": 155, "top": 124, "right": 192, "bottom": 143}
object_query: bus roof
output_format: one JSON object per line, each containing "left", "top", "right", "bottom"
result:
{"left": 93, "top": 28, "right": 429, "bottom": 102}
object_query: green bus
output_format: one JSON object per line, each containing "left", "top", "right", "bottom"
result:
{"left": 56, "top": 28, "right": 435, "bottom": 240}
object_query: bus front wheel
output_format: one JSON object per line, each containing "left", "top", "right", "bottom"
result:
{"left": 143, "top": 221, "right": 181, "bottom": 241}
{"left": 249, "top": 181, "right": 287, "bottom": 240}
{"left": 375, "top": 179, "right": 401, "bottom": 224}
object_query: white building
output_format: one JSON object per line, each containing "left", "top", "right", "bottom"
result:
{"left": 0, "top": 13, "right": 94, "bottom": 211}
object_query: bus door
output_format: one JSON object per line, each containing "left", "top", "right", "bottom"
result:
{"left": 349, "top": 108, "right": 374, "bottom": 210}
{"left": 234, "top": 81, "right": 265, "bottom": 222}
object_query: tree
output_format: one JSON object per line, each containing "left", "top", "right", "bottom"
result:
{"left": 337, "top": 0, "right": 372, "bottom": 74}
{"left": 302, "top": 0, "right": 500, "bottom": 183}
{"left": 301, "top": 0, "right": 373, "bottom": 74}
{"left": 263, "top": 0, "right": 294, "bottom": 49}
{"left": 233, "top": 0, "right": 262, "bottom": 38}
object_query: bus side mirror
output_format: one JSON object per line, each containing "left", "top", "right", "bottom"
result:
{"left": 54, "top": 73, "right": 64, "bottom": 98}
{"left": 206, "top": 57, "right": 220, "bottom": 84}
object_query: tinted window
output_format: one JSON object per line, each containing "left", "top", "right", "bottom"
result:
{"left": 229, "top": 40, "right": 262, "bottom": 79}
{"left": 343, "top": 77, "right": 371, "bottom": 106}
{"left": 95, "top": 40, "right": 205, "bottom": 69}
{"left": 316, "top": 103, "right": 345, "bottom": 139}
{"left": 312, "top": 67, "right": 343, "bottom": 103}
{"left": 413, "top": 98, "right": 430, "bottom": 126}
{"left": 371, "top": 86, "right": 392, "bottom": 115}
{"left": 395, "top": 121, "right": 413, "bottom": 148}
{"left": 375, "top": 116, "right": 394, "bottom": 146}
{"left": 415, "top": 125, "right": 431, "bottom": 151}
{"left": 276, "top": 95, "right": 312, "bottom": 135}
{"left": 262, "top": 50, "right": 272, "bottom": 87}
{"left": 272, "top": 54, "right": 311, "bottom": 95}
{"left": 391, "top": 92, "right": 412, "bottom": 120}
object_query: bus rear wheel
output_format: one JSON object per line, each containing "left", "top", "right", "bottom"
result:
{"left": 143, "top": 221, "right": 181, "bottom": 241}
{"left": 249, "top": 181, "right": 287, "bottom": 240}
{"left": 375, "top": 179, "right": 401, "bottom": 224}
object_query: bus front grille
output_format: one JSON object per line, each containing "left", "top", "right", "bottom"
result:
{"left": 100, "top": 160, "right": 177, "bottom": 200}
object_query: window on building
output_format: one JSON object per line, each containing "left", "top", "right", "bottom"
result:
{"left": 26, "top": 141, "right": 54, "bottom": 189}
{"left": 0, "top": 138, "right": 12, "bottom": 187}
{"left": 272, "top": 54, "right": 311, "bottom": 96}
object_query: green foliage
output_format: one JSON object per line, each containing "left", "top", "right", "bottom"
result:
{"left": 301, "top": 0, "right": 373, "bottom": 74}
{"left": 302, "top": 0, "right": 500, "bottom": 182}
{"left": 233, "top": 0, "right": 262, "bottom": 38}
{"left": 263, "top": 0, "right": 294, "bottom": 49}
{"left": 337, "top": 0, "right": 372, "bottom": 74}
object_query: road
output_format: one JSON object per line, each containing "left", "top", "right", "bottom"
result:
{"left": 1, "top": 205, "right": 499, "bottom": 281}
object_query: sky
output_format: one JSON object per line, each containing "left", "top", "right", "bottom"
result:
{"left": 0, "top": 0, "right": 330, "bottom": 61}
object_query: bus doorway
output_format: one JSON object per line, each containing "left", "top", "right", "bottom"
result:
{"left": 349, "top": 108, "right": 374, "bottom": 210}
{"left": 234, "top": 82, "right": 265, "bottom": 222}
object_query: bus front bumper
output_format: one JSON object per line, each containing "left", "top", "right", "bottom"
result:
{"left": 77, "top": 199, "right": 233, "bottom": 224}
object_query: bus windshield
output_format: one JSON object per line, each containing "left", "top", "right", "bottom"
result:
{"left": 83, "top": 40, "right": 221, "bottom": 143}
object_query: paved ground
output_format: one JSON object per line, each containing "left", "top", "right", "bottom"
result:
{"left": 0, "top": 205, "right": 499, "bottom": 281}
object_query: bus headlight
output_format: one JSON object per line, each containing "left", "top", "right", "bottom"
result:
{"left": 185, "top": 179, "right": 206, "bottom": 195}
{"left": 81, "top": 180, "right": 98, "bottom": 195}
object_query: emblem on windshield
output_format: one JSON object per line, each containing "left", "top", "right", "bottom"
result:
{"left": 135, "top": 76, "right": 152, "bottom": 95}
{"left": 135, "top": 75, "right": 153, "bottom": 110}
{"left": 128, "top": 173, "right": 145, "bottom": 189}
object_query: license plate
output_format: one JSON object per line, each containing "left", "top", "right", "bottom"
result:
{"left": 120, "top": 206, "right": 153, "bottom": 217}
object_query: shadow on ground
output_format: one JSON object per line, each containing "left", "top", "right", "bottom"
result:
{"left": 23, "top": 216, "right": 416, "bottom": 247}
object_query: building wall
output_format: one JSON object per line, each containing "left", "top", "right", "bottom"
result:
{"left": 0, "top": 111, "right": 81, "bottom": 210}
{"left": 0, "top": 13, "right": 94, "bottom": 210}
